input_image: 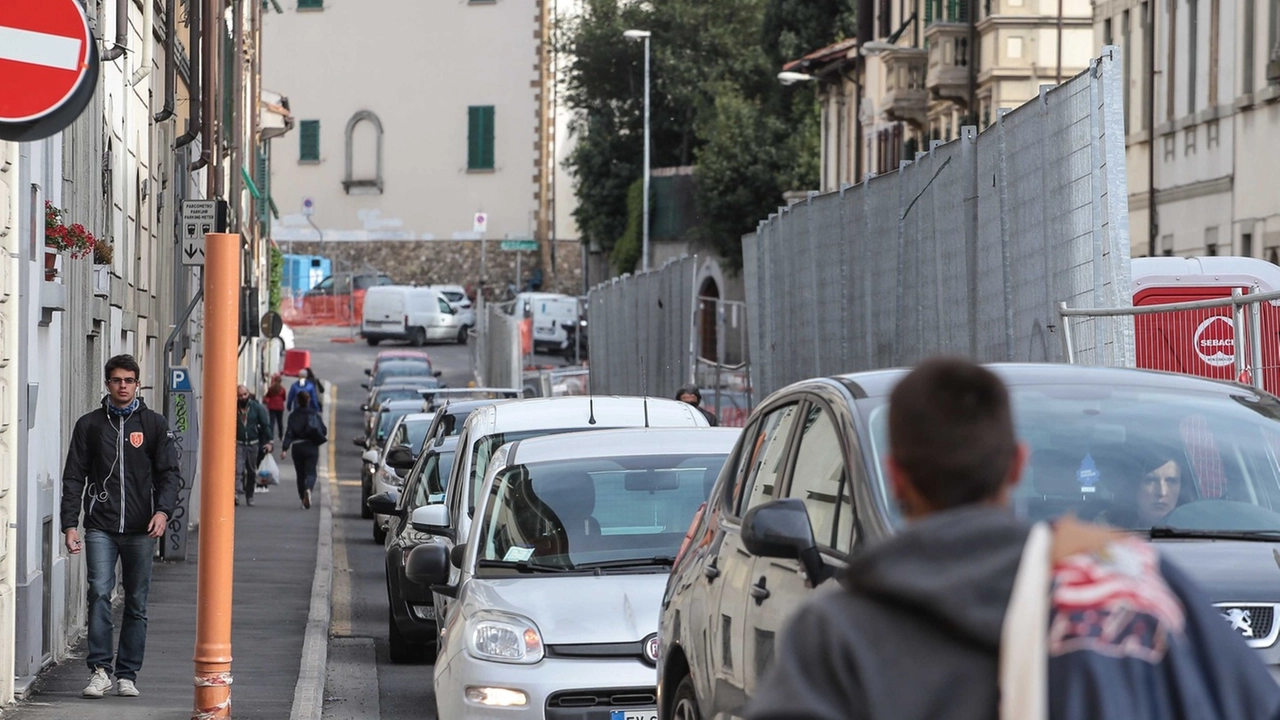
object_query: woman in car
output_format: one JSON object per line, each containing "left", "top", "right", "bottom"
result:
{"left": 1099, "top": 451, "right": 1187, "bottom": 528}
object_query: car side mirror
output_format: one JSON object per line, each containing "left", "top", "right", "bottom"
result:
{"left": 361, "top": 449, "right": 379, "bottom": 465}
{"left": 742, "top": 498, "right": 826, "bottom": 585}
{"left": 385, "top": 446, "right": 417, "bottom": 470}
{"left": 405, "top": 543, "right": 451, "bottom": 587}
{"left": 360, "top": 403, "right": 369, "bottom": 412}
{"left": 353, "top": 435, "right": 367, "bottom": 448}
{"left": 410, "top": 504, "right": 452, "bottom": 536}
{"left": 433, "top": 370, "right": 443, "bottom": 378}
{"left": 366, "top": 491, "right": 401, "bottom": 517}
{"left": 450, "top": 543, "right": 468, "bottom": 569}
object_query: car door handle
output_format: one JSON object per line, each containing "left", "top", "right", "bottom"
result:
{"left": 750, "top": 578, "right": 770, "bottom": 603}
{"left": 704, "top": 559, "right": 721, "bottom": 580}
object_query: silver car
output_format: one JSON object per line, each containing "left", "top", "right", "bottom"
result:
{"left": 408, "top": 427, "right": 740, "bottom": 719}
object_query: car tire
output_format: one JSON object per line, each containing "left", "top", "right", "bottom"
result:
{"left": 411, "top": 327, "right": 427, "bottom": 347}
{"left": 373, "top": 521, "right": 387, "bottom": 545}
{"left": 366, "top": 337, "right": 380, "bottom": 347}
{"left": 388, "top": 613, "right": 423, "bottom": 664}
{"left": 360, "top": 478, "right": 373, "bottom": 519}
{"left": 456, "top": 326, "right": 468, "bottom": 344}
{"left": 671, "top": 675, "right": 702, "bottom": 720}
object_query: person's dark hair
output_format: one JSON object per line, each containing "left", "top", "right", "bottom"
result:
{"left": 306, "top": 367, "right": 325, "bottom": 394}
{"left": 888, "top": 358, "right": 1017, "bottom": 510}
{"left": 104, "top": 354, "right": 141, "bottom": 381}
{"left": 296, "top": 390, "right": 312, "bottom": 408}
{"left": 676, "top": 385, "right": 702, "bottom": 403}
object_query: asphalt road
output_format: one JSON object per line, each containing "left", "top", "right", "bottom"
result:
{"left": 302, "top": 327, "right": 479, "bottom": 719}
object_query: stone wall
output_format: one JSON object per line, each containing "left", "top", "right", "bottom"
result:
{"left": 284, "top": 239, "right": 585, "bottom": 296}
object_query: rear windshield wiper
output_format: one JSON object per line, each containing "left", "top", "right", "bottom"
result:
{"left": 1149, "top": 527, "right": 1280, "bottom": 542}
{"left": 475, "top": 558, "right": 570, "bottom": 574}
{"left": 572, "top": 557, "right": 677, "bottom": 572}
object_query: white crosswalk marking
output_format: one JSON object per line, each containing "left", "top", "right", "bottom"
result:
{"left": 0, "top": 26, "right": 82, "bottom": 71}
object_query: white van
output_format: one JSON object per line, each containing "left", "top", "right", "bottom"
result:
{"left": 362, "top": 285, "right": 465, "bottom": 346}
{"left": 512, "top": 292, "right": 580, "bottom": 352}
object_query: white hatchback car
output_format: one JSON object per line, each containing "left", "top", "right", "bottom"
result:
{"left": 368, "top": 411, "right": 434, "bottom": 544}
{"left": 407, "top": 427, "right": 740, "bottom": 719}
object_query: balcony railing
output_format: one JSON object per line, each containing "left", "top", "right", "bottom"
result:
{"left": 883, "top": 47, "right": 929, "bottom": 130}
{"left": 925, "top": 22, "right": 972, "bottom": 106}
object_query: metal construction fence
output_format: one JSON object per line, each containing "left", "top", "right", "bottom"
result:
{"left": 743, "top": 46, "right": 1132, "bottom": 404}
{"left": 470, "top": 297, "right": 523, "bottom": 390}
{"left": 1059, "top": 288, "right": 1280, "bottom": 395}
{"left": 588, "top": 256, "right": 699, "bottom": 398}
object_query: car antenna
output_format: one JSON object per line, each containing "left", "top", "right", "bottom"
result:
{"left": 641, "top": 355, "right": 650, "bottom": 428}
{"left": 588, "top": 392, "right": 597, "bottom": 425}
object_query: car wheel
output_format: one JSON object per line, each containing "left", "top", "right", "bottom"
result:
{"left": 366, "top": 337, "right": 380, "bottom": 347}
{"left": 373, "top": 521, "right": 387, "bottom": 545}
{"left": 411, "top": 327, "right": 427, "bottom": 347}
{"left": 360, "top": 478, "right": 373, "bottom": 519}
{"left": 671, "top": 675, "right": 701, "bottom": 720}
{"left": 456, "top": 326, "right": 468, "bottom": 344}
{"left": 388, "top": 613, "right": 423, "bottom": 664}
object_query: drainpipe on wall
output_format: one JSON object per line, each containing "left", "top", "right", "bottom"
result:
{"left": 177, "top": 0, "right": 203, "bottom": 159}
{"left": 201, "top": 0, "right": 218, "bottom": 192}
{"left": 101, "top": 0, "right": 129, "bottom": 61}
{"left": 130, "top": 0, "right": 155, "bottom": 86}
{"left": 154, "top": 0, "right": 176, "bottom": 122}
{"left": 1147, "top": 0, "right": 1157, "bottom": 257}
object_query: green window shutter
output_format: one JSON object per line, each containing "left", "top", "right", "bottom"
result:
{"left": 256, "top": 148, "right": 270, "bottom": 222}
{"left": 299, "top": 120, "right": 320, "bottom": 161}
{"left": 222, "top": 29, "right": 233, "bottom": 127}
{"left": 468, "top": 106, "right": 494, "bottom": 170}
{"left": 297, "top": 0, "right": 323, "bottom": 8}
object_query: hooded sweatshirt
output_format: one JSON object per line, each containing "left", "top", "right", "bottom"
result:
{"left": 746, "top": 506, "right": 1280, "bottom": 720}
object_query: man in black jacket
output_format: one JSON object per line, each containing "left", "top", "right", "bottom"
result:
{"left": 235, "top": 384, "right": 273, "bottom": 507}
{"left": 60, "top": 354, "right": 181, "bottom": 699}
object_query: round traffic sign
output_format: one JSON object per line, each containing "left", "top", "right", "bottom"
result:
{"left": 0, "top": 0, "right": 94, "bottom": 123}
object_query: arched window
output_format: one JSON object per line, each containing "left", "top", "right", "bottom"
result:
{"left": 343, "top": 110, "right": 384, "bottom": 194}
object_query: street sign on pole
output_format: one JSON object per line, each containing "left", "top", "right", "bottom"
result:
{"left": 302, "top": 197, "right": 314, "bottom": 217}
{"left": 162, "top": 366, "right": 198, "bottom": 560}
{"left": 0, "top": 0, "right": 99, "bottom": 141}
{"left": 473, "top": 212, "right": 488, "bottom": 234}
{"left": 181, "top": 199, "right": 226, "bottom": 266}
{"left": 500, "top": 239, "right": 539, "bottom": 252}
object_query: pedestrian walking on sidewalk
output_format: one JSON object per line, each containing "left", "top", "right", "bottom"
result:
{"left": 676, "top": 385, "right": 718, "bottom": 426}
{"left": 746, "top": 358, "right": 1280, "bottom": 720}
{"left": 236, "top": 384, "right": 273, "bottom": 507}
{"left": 59, "top": 354, "right": 181, "bottom": 700}
{"left": 263, "top": 373, "right": 287, "bottom": 441}
{"left": 282, "top": 391, "right": 327, "bottom": 509}
{"left": 287, "top": 367, "right": 323, "bottom": 413}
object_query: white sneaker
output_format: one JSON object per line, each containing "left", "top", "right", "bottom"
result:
{"left": 82, "top": 668, "right": 112, "bottom": 698}
{"left": 116, "top": 678, "right": 139, "bottom": 697}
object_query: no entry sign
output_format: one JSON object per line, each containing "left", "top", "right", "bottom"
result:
{"left": 0, "top": 0, "right": 99, "bottom": 141}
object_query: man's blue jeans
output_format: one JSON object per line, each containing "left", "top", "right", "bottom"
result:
{"left": 84, "top": 529, "right": 155, "bottom": 681}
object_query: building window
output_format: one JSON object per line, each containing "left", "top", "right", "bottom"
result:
{"left": 299, "top": 120, "right": 320, "bottom": 163}
{"left": 1243, "top": 232, "right": 1254, "bottom": 257}
{"left": 1205, "top": 226, "right": 1219, "bottom": 255}
{"left": 467, "top": 106, "right": 495, "bottom": 171}
{"left": 1184, "top": 126, "right": 1196, "bottom": 155}
{"left": 1269, "top": 246, "right": 1279, "bottom": 265}
{"left": 297, "top": 0, "right": 323, "bottom": 9}
{"left": 1206, "top": 119, "right": 1220, "bottom": 147}
{"left": 879, "top": 0, "right": 892, "bottom": 37}
{"left": 1161, "top": 234, "right": 1174, "bottom": 256}
{"left": 343, "top": 111, "right": 384, "bottom": 194}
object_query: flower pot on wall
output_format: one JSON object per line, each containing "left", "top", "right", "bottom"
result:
{"left": 44, "top": 249, "right": 58, "bottom": 281}
{"left": 92, "top": 264, "right": 110, "bottom": 297}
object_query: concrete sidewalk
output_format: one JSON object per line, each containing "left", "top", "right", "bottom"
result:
{"left": 0, "top": 449, "right": 331, "bottom": 720}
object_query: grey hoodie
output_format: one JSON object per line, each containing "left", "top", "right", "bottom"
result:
{"left": 746, "top": 505, "right": 1028, "bottom": 720}
{"left": 747, "top": 505, "right": 1280, "bottom": 720}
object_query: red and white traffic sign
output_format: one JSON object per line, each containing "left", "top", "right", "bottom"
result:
{"left": 0, "top": 0, "right": 93, "bottom": 123}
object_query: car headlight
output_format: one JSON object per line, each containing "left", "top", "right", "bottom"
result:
{"left": 465, "top": 611, "right": 544, "bottom": 664}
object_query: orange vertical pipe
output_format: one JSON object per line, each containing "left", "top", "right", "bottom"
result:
{"left": 193, "top": 233, "right": 241, "bottom": 719}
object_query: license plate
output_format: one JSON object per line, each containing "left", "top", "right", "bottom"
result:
{"left": 535, "top": 327, "right": 554, "bottom": 336}
{"left": 610, "top": 711, "right": 657, "bottom": 720}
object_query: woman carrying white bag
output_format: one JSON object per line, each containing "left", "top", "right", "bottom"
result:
{"left": 747, "top": 359, "right": 1280, "bottom": 720}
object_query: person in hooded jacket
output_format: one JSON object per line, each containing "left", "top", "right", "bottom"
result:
{"left": 60, "top": 354, "right": 181, "bottom": 700}
{"left": 287, "top": 367, "right": 323, "bottom": 412}
{"left": 746, "top": 358, "right": 1280, "bottom": 720}
{"left": 282, "top": 390, "right": 327, "bottom": 509}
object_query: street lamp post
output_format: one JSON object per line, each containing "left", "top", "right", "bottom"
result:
{"left": 624, "top": 29, "right": 651, "bottom": 272}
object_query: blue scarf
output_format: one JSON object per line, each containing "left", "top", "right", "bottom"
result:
{"left": 107, "top": 398, "right": 140, "bottom": 416}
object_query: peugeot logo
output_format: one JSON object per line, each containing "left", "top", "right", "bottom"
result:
{"left": 1222, "top": 608, "right": 1255, "bottom": 638}
{"left": 643, "top": 634, "right": 660, "bottom": 665}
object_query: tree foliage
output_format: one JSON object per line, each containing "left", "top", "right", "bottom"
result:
{"left": 561, "top": 0, "right": 852, "bottom": 270}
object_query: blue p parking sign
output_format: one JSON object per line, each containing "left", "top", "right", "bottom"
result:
{"left": 170, "top": 367, "right": 192, "bottom": 392}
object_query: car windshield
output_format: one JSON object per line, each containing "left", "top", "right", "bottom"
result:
{"left": 390, "top": 418, "right": 433, "bottom": 454}
{"left": 475, "top": 453, "right": 729, "bottom": 572}
{"left": 441, "top": 291, "right": 465, "bottom": 303}
{"left": 467, "top": 429, "right": 598, "bottom": 513}
{"left": 861, "top": 384, "right": 1280, "bottom": 533}
{"left": 377, "top": 408, "right": 414, "bottom": 442}
{"left": 374, "top": 387, "right": 424, "bottom": 406}
{"left": 373, "top": 361, "right": 433, "bottom": 386}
